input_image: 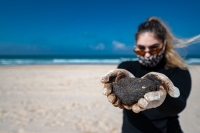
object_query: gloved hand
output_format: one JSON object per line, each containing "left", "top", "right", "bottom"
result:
{"left": 101, "top": 69, "right": 135, "bottom": 108}
{"left": 131, "top": 85, "right": 167, "bottom": 113}
{"left": 131, "top": 72, "right": 180, "bottom": 113}
{"left": 101, "top": 70, "right": 180, "bottom": 113}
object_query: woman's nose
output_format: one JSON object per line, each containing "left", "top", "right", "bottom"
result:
{"left": 144, "top": 48, "right": 151, "bottom": 58}
{"left": 144, "top": 52, "right": 151, "bottom": 58}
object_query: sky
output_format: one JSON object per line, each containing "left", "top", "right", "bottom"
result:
{"left": 0, "top": 0, "right": 200, "bottom": 56}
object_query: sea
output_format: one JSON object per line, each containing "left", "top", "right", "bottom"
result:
{"left": 0, "top": 55, "right": 200, "bottom": 66}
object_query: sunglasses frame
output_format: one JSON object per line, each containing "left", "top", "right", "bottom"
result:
{"left": 133, "top": 45, "right": 163, "bottom": 56}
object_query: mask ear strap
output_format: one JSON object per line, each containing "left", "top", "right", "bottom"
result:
{"left": 164, "top": 40, "right": 167, "bottom": 49}
{"left": 158, "top": 40, "right": 166, "bottom": 55}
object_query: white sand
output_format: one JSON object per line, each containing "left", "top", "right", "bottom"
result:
{"left": 0, "top": 65, "right": 200, "bottom": 133}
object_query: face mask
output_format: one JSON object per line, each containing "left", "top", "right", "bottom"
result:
{"left": 137, "top": 42, "right": 166, "bottom": 67}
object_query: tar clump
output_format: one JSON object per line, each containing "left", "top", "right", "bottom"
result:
{"left": 113, "top": 77, "right": 160, "bottom": 106}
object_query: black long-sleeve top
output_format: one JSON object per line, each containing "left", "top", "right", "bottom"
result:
{"left": 117, "top": 59, "right": 191, "bottom": 133}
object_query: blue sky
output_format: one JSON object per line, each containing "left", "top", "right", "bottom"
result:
{"left": 0, "top": 0, "right": 200, "bottom": 56}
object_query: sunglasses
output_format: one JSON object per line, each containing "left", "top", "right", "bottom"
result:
{"left": 133, "top": 44, "right": 163, "bottom": 56}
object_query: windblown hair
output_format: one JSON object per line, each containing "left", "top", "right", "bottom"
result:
{"left": 135, "top": 16, "right": 200, "bottom": 69}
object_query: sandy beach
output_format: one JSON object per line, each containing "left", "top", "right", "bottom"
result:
{"left": 0, "top": 65, "right": 200, "bottom": 133}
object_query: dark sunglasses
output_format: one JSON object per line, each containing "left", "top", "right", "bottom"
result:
{"left": 133, "top": 45, "right": 163, "bottom": 56}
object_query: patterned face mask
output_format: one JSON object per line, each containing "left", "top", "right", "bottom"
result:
{"left": 137, "top": 42, "right": 166, "bottom": 67}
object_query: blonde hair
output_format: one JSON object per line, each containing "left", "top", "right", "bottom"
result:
{"left": 137, "top": 16, "right": 200, "bottom": 69}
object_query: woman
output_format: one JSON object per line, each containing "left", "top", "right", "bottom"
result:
{"left": 101, "top": 17, "right": 200, "bottom": 133}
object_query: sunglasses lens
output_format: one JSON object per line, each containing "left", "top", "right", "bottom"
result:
{"left": 150, "top": 49, "right": 162, "bottom": 55}
{"left": 133, "top": 49, "right": 145, "bottom": 56}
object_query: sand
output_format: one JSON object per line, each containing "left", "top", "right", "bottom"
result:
{"left": 0, "top": 65, "right": 200, "bottom": 133}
